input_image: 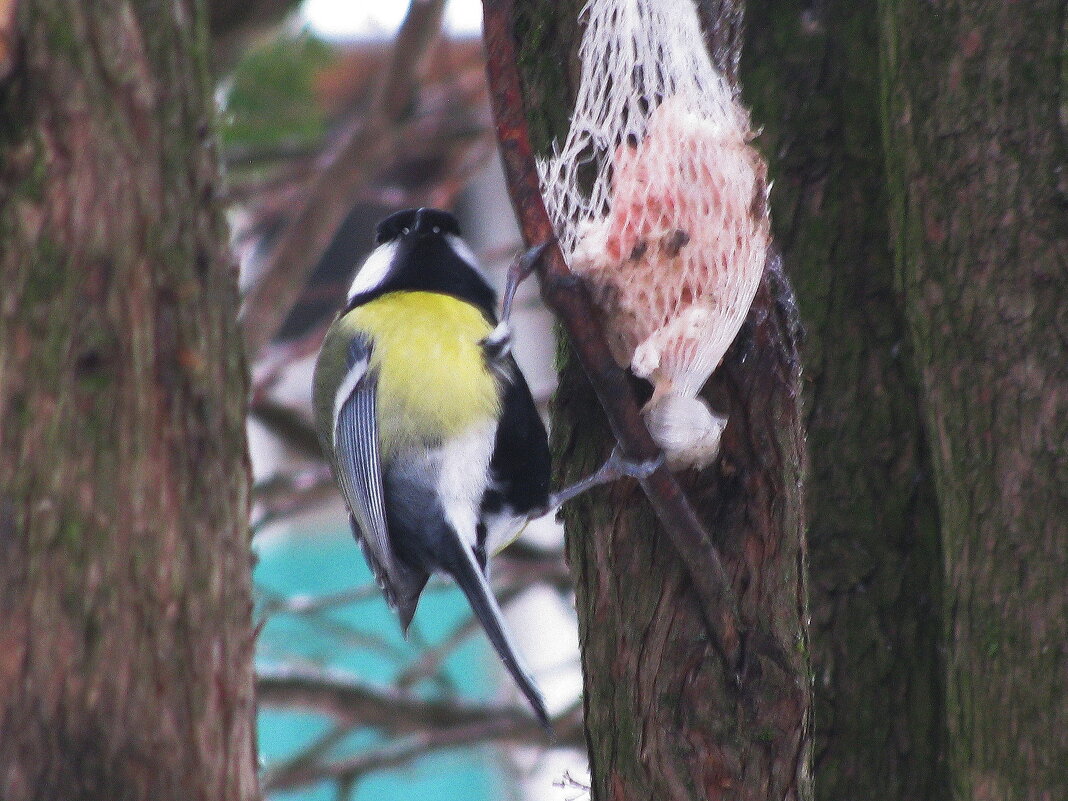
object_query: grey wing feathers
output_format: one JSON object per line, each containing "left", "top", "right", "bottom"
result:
{"left": 332, "top": 345, "right": 426, "bottom": 622}
{"left": 335, "top": 378, "right": 391, "bottom": 571}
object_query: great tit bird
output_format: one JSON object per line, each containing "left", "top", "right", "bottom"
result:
{"left": 313, "top": 207, "right": 552, "bottom": 727}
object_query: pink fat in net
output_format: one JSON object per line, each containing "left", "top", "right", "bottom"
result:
{"left": 538, "top": 0, "right": 770, "bottom": 468}
{"left": 571, "top": 97, "right": 769, "bottom": 398}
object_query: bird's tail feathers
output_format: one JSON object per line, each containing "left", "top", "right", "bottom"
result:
{"left": 449, "top": 540, "right": 552, "bottom": 733}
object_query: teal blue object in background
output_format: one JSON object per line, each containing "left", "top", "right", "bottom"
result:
{"left": 255, "top": 525, "right": 506, "bottom": 800}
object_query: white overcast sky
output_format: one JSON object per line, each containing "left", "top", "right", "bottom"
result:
{"left": 300, "top": 0, "right": 482, "bottom": 38}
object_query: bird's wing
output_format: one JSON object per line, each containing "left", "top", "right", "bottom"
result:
{"left": 331, "top": 337, "right": 411, "bottom": 610}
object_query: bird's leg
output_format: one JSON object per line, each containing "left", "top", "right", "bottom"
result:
{"left": 482, "top": 239, "right": 554, "bottom": 361}
{"left": 545, "top": 448, "right": 664, "bottom": 511}
{"left": 502, "top": 239, "right": 553, "bottom": 325}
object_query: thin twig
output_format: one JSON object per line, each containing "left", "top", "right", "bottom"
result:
{"left": 257, "top": 664, "right": 579, "bottom": 741}
{"left": 223, "top": 138, "right": 321, "bottom": 170}
{"left": 250, "top": 473, "right": 336, "bottom": 534}
{"left": 258, "top": 575, "right": 458, "bottom": 617}
{"left": 256, "top": 587, "right": 407, "bottom": 658}
{"left": 264, "top": 710, "right": 581, "bottom": 792}
{"left": 391, "top": 576, "right": 547, "bottom": 690}
{"left": 261, "top": 723, "right": 357, "bottom": 792}
{"left": 393, "top": 613, "right": 481, "bottom": 692}
{"left": 249, "top": 397, "right": 323, "bottom": 459}
{"left": 258, "top": 583, "right": 382, "bottom": 615}
{"left": 480, "top": 0, "right": 742, "bottom": 668}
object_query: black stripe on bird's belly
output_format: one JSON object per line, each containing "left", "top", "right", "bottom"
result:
{"left": 382, "top": 457, "right": 462, "bottom": 577}
{"left": 482, "top": 361, "right": 551, "bottom": 523}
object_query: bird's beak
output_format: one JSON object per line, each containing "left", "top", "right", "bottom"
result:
{"left": 413, "top": 208, "right": 429, "bottom": 237}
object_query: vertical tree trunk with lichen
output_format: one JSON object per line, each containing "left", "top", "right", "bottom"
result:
{"left": 880, "top": 2, "right": 1068, "bottom": 798}
{"left": 511, "top": 2, "right": 812, "bottom": 799}
{"left": 0, "top": 2, "right": 257, "bottom": 800}
{"left": 740, "top": 5, "right": 948, "bottom": 800}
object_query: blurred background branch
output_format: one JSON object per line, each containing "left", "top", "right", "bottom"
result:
{"left": 219, "top": 3, "right": 581, "bottom": 799}
{"left": 239, "top": 0, "right": 451, "bottom": 359}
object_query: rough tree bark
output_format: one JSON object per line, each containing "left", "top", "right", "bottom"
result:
{"left": 510, "top": 2, "right": 812, "bottom": 799}
{"left": 880, "top": 2, "right": 1068, "bottom": 798}
{"left": 740, "top": 5, "right": 947, "bottom": 800}
{"left": 0, "top": 2, "right": 258, "bottom": 800}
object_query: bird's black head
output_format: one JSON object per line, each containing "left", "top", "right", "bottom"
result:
{"left": 347, "top": 208, "right": 497, "bottom": 317}
{"left": 375, "top": 207, "right": 462, "bottom": 244}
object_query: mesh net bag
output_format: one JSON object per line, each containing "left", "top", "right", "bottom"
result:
{"left": 537, "top": 0, "right": 770, "bottom": 468}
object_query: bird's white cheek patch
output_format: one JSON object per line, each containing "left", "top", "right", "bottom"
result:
{"left": 435, "top": 419, "right": 498, "bottom": 550}
{"left": 347, "top": 241, "right": 398, "bottom": 302}
{"left": 444, "top": 234, "right": 480, "bottom": 272}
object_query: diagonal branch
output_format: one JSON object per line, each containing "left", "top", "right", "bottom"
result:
{"left": 239, "top": 0, "right": 447, "bottom": 359}
{"left": 480, "top": 0, "right": 742, "bottom": 668}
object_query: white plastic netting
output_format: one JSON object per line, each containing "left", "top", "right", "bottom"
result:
{"left": 537, "top": 0, "right": 770, "bottom": 467}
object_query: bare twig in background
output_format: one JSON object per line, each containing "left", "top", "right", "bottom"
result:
{"left": 256, "top": 586, "right": 408, "bottom": 659}
{"left": 223, "top": 139, "right": 321, "bottom": 171}
{"left": 554, "top": 771, "right": 593, "bottom": 801}
{"left": 258, "top": 665, "right": 582, "bottom": 744}
{"left": 260, "top": 724, "right": 357, "bottom": 792}
{"left": 251, "top": 470, "right": 335, "bottom": 533}
{"left": 239, "top": 0, "right": 448, "bottom": 359}
{"left": 235, "top": 8, "right": 584, "bottom": 794}
{"left": 258, "top": 583, "right": 383, "bottom": 615}
{"left": 480, "top": 0, "right": 742, "bottom": 667}
{"left": 495, "top": 541, "right": 574, "bottom": 594}
{"left": 393, "top": 615, "right": 483, "bottom": 692}
{"left": 391, "top": 570, "right": 567, "bottom": 691}
{"left": 257, "top": 575, "right": 458, "bottom": 618}
{"left": 264, "top": 712, "right": 581, "bottom": 793}
{"left": 249, "top": 396, "right": 323, "bottom": 460}
{"left": 226, "top": 103, "right": 489, "bottom": 205}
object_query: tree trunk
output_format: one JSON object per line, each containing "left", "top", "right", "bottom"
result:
{"left": 0, "top": 2, "right": 258, "bottom": 800}
{"left": 511, "top": 2, "right": 812, "bottom": 799}
{"left": 740, "top": 4, "right": 948, "bottom": 800}
{"left": 880, "top": 2, "right": 1068, "bottom": 798}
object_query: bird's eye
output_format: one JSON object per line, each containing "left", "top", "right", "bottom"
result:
{"left": 401, "top": 227, "right": 410, "bottom": 235}
{"left": 432, "top": 226, "right": 441, "bottom": 234}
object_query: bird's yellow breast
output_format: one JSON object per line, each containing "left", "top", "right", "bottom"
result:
{"left": 341, "top": 291, "right": 500, "bottom": 454}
